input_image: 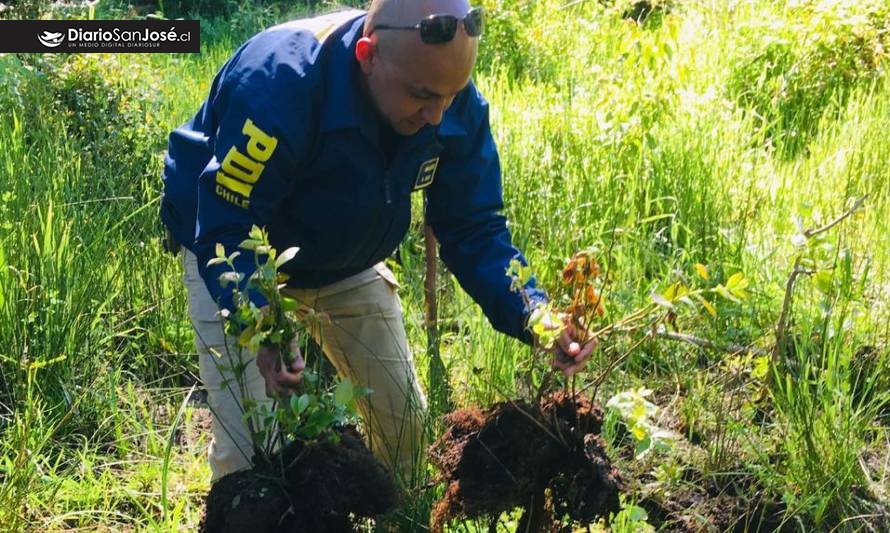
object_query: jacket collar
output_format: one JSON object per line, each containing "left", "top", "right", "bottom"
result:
{"left": 319, "top": 14, "right": 369, "bottom": 133}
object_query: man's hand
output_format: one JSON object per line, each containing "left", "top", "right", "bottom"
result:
{"left": 548, "top": 318, "right": 597, "bottom": 377}
{"left": 256, "top": 338, "right": 305, "bottom": 397}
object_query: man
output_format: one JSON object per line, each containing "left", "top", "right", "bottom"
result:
{"left": 161, "top": 0, "right": 595, "bottom": 484}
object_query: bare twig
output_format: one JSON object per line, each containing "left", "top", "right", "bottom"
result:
{"left": 774, "top": 256, "right": 808, "bottom": 361}
{"left": 559, "top": 0, "right": 587, "bottom": 9}
{"left": 578, "top": 333, "right": 650, "bottom": 399}
{"left": 804, "top": 194, "right": 868, "bottom": 240}
{"left": 423, "top": 223, "right": 451, "bottom": 412}
{"left": 657, "top": 330, "right": 769, "bottom": 356}
{"left": 482, "top": 373, "right": 565, "bottom": 445}
{"left": 477, "top": 438, "right": 519, "bottom": 484}
{"left": 774, "top": 195, "right": 867, "bottom": 362}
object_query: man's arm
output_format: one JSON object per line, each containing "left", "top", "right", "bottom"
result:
{"left": 427, "top": 84, "right": 546, "bottom": 344}
{"left": 186, "top": 31, "right": 319, "bottom": 394}
{"left": 191, "top": 34, "right": 317, "bottom": 313}
{"left": 428, "top": 85, "right": 596, "bottom": 375}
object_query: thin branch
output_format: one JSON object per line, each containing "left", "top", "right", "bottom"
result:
{"left": 477, "top": 438, "right": 519, "bottom": 484}
{"left": 804, "top": 194, "right": 868, "bottom": 240}
{"left": 481, "top": 372, "right": 565, "bottom": 445}
{"left": 577, "top": 333, "right": 650, "bottom": 399}
{"left": 656, "top": 330, "right": 769, "bottom": 356}
{"left": 774, "top": 195, "right": 867, "bottom": 362}
{"left": 559, "top": 0, "right": 587, "bottom": 9}
{"left": 774, "top": 256, "right": 805, "bottom": 361}
{"left": 423, "top": 222, "right": 451, "bottom": 412}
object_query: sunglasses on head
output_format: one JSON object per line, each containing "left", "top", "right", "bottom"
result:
{"left": 370, "top": 6, "right": 484, "bottom": 45}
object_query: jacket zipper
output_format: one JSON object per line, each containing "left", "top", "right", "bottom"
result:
{"left": 383, "top": 172, "right": 393, "bottom": 205}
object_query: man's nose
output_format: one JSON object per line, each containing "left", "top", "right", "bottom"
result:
{"left": 421, "top": 98, "right": 449, "bottom": 126}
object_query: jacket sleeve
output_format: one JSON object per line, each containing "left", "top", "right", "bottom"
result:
{"left": 427, "top": 87, "right": 547, "bottom": 344}
{"left": 192, "top": 46, "right": 314, "bottom": 313}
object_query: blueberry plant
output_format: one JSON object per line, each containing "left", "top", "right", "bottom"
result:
{"left": 209, "top": 225, "right": 366, "bottom": 458}
{"left": 508, "top": 248, "right": 751, "bottom": 457}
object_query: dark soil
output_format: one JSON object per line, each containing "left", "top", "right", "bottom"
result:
{"left": 201, "top": 426, "right": 397, "bottom": 533}
{"left": 429, "top": 391, "right": 623, "bottom": 532}
{"left": 642, "top": 487, "right": 788, "bottom": 532}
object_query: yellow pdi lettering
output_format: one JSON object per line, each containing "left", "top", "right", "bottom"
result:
{"left": 215, "top": 118, "right": 279, "bottom": 206}
{"left": 242, "top": 119, "right": 277, "bottom": 162}
{"left": 216, "top": 170, "right": 253, "bottom": 197}
{"left": 221, "top": 146, "right": 264, "bottom": 184}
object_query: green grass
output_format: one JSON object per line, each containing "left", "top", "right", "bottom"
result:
{"left": 0, "top": 0, "right": 889, "bottom": 530}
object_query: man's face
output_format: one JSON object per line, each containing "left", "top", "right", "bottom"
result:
{"left": 363, "top": 28, "right": 477, "bottom": 136}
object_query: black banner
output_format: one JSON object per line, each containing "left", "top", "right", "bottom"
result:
{"left": 0, "top": 20, "right": 200, "bottom": 53}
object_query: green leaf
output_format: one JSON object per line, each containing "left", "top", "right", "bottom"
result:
{"left": 276, "top": 246, "right": 300, "bottom": 267}
{"left": 814, "top": 270, "right": 833, "bottom": 294}
{"left": 650, "top": 291, "right": 674, "bottom": 310}
{"left": 627, "top": 505, "right": 648, "bottom": 522}
{"left": 281, "top": 296, "right": 299, "bottom": 312}
{"left": 334, "top": 379, "right": 354, "bottom": 407}
{"left": 302, "top": 410, "right": 335, "bottom": 437}
{"left": 635, "top": 435, "right": 652, "bottom": 456}
{"left": 630, "top": 402, "right": 648, "bottom": 423}
{"left": 527, "top": 304, "right": 564, "bottom": 349}
{"left": 666, "top": 282, "right": 689, "bottom": 301}
{"left": 291, "top": 393, "right": 311, "bottom": 415}
{"left": 694, "top": 294, "right": 717, "bottom": 318}
{"left": 237, "top": 327, "right": 254, "bottom": 347}
{"left": 218, "top": 271, "right": 243, "bottom": 288}
{"left": 506, "top": 258, "right": 533, "bottom": 289}
{"left": 714, "top": 284, "right": 739, "bottom": 303}
{"left": 506, "top": 258, "right": 522, "bottom": 277}
{"left": 206, "top": 257, "right": 226, "bottom": 266}
{"left": 215, "top": 243, "right": 225, "bottom": 258}
{"left": 725, "top": 272, "right": 748, "bottom": 292}
{"left": 238, "top": 239, "right": 261, "bottom": 251}
{"left": 752, "top": 356, "right": 770, "bottom": 380}
{"left": 247, "top": 332, "right": 264, "bottom": 352}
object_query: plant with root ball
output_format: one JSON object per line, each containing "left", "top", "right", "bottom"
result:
{"left": 209, "top": 225, "right": 366, "bottom": 457}
{"left": 201, "top": 226, "right": 398, "bottom": 533}
{"left": 430, "top": 251, "right": 752, "bottom": 532}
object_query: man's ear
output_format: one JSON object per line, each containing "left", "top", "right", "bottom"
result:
{"left": 355, "top": 37, "right": 375, "bottom": 73}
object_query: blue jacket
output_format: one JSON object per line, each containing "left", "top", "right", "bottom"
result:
{"left": 161, "top": 11, "right": 546, "bottom": 343}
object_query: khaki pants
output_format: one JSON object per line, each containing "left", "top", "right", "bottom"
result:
{"left": 182, "top": 250, "right": 427, "bottom": 483}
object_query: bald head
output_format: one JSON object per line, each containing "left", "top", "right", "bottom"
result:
{"left": 358, "top": 0, "right": 480, "bottom": 135}
{"left": 365, "top": 0, "right": 473, "bottom": 38}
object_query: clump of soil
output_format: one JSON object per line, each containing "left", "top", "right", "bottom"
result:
{"left": 429, "top": 391, "right": 623, "bottom": 532}
{"left": 202, "top": 426, "right": 397, "bottom": 533}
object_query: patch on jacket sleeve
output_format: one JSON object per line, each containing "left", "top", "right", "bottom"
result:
{"left": 413, "top": 157, "right": 439, "bottom": 190}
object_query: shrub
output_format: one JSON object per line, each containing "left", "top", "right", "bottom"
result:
{"left": 2, "top": 53, "right": 165, "bottom": 199}
{"left": 727, "top": 0, "right": 889, "bottom": 157}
